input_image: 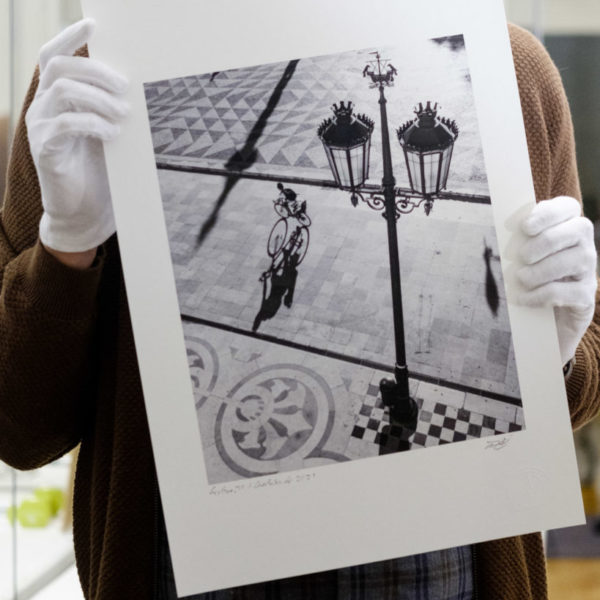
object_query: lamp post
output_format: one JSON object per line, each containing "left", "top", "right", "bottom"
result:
{"left": 318, "top": 52, "right": 458, "bottom": 425}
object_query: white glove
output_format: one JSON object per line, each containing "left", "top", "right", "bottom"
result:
{"left": 25, "top": 18, "right": 129, "bottom": 253}
{"left": 517, "top": 196, "right": 597, "bottom": 365}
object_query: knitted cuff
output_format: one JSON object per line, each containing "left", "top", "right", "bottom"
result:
{"left": 2, "top": 239, "right": 104, "bottom": 320}
{"left": 565, "top": 345, "right": 586, "bottom": 419}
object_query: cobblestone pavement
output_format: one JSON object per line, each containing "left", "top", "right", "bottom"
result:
{"left": 185, "top": 322, "right": 523, "bottom": 485}
{"left": 162, "top": 171, "right": 519, "bottom": 401}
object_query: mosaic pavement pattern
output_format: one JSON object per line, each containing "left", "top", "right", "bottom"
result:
{"left": 147, "top": 35, "right": 523, "bottom": 486}
{"left": 162, "top": 172, "right": 520, "bottom": 399}
{"left": 144, "top": 39, "right": 490, "bottom": 194}
{"left": 185, "top": 325, "right": 523, "bottom": 484}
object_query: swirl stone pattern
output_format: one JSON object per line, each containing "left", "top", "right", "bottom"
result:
{"left": 184, "top": 327, "right": 523, "bottom": 485}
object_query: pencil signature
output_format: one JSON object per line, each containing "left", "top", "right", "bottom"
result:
{"left": 485, "top": 437, "right": 510, "bottom": 451}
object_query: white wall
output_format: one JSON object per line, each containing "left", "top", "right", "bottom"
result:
{"left": 0, "top": 0, "right": 81, "bottom": 125}
{"left": 0, "top": 0, "right": 9, "bottom": 116}
{"left": 11, "top": 0, "right": 82, "bottom": 121}
{"left": 505, "top": 0, "right": 600, "bottom": 34}
{"left": 545, "top": 0, "right": 600, "bottom": 34}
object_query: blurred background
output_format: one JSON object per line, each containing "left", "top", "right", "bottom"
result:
{"left": 0, "top": 1, "right": 599, "bottom": 598}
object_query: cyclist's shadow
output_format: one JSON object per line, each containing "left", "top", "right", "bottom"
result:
{"left": 252, "top": 186, "right": 311, "bottom": 333}
{"left": 252, "top": 248, "right": 300, "bottom": 332}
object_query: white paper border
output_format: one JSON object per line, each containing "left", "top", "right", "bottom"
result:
{"left": 80, "top": 0, "right": 584, "bottom": 595}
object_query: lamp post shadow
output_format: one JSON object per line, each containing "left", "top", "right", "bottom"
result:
{"left": 483, "top": 238, "right": 499, "bottom": 317}
{"left": 196, "top": 59, "right": 300, "bottom": 247}
{"left": 378, "top": 412, "right": 418, "bottom": 456}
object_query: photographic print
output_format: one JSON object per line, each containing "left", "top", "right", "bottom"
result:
{"left": 144, "top": 36, "right": 524, "bottom": 485}
{"left": 83, "top": 0, "right": 586, "bottom": 593}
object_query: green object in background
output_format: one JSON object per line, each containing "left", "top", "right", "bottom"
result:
{"left": 4, "top": 487, "right": 65, "bottom": 528}
{"left": 16, "top": 498, "right": 53, "bottom": 528}
{"left": 34, "top": 487, "right": 65, "bottom": 516}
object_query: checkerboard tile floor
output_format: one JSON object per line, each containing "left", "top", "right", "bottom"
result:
{"left": 352, "top": 382, "right": 522, "bottom": 451}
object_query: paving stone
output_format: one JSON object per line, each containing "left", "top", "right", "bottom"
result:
{"left": 464, "top": 394, "right": 518, "bottom": 423}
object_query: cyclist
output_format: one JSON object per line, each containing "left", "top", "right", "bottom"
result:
{"left": 276, "top": 182, "right": 306, "bottom": 217}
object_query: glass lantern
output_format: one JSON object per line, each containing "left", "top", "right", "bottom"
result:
{"left": 318, "top": 101, "right": 374, "bottom": 193}
{"left": 397, "top": 101, "right": 458, "bottom": 197}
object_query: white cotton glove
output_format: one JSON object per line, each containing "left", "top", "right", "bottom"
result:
{"left": 517, "top": 196, "right": 597, "bottom": 365}
{"left": 25, "top": 18, "right": 129, "bottom": 253}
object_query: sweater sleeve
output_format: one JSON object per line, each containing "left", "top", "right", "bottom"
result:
{"left": 509, "top": 24, "right": 600, "bottom": 430}
{"left": 0, "top": 66, "right": 103, "bottom": 469}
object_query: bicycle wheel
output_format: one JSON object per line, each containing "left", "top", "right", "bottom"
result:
{"left": 274, "top": 201, "right": 289, "bottom": 219}
{"left": 267, "top": 218, "right": 288, "bottom": 257}
{"left": 296, "top": 211, "right": 311, "bottom": 227}
{"left": 292, "top": 226, "right": 310, "bottom": 265}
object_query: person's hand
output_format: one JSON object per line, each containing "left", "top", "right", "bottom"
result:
{"left": 517, "top": 196, "right": 597, "bottom": 365}
{"left": 25, "top": 18, "right": 129, "bottom": 258}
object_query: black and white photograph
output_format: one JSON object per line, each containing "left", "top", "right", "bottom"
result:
{"left": 144, "top": 36, "right": 524, "bottom": 485}
{"left": 83, "top": 0, "right": 586, "bottom": 592}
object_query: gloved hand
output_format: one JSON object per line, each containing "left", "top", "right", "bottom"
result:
{"left": 517, "top": 196, "right": 598, "bottom": 366}
{"left": 25, "top": 18, "right": 129, "bottom": 253}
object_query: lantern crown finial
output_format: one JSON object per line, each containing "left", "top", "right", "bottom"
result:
{"left": 414, "top": 101, "right": 439, "bottom": 127}
{"left": 397, "top": 101, "right": 459, "bottom": 148}
{"left": 332, "top": 101, "right": 354, "bottom": 125}
{"left": 318, "top": 101, "right": 374, "bottom": 142}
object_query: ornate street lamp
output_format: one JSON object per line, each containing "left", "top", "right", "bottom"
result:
{"left": 398, "top": 101, "right": 458, "bottom": 214}
{"left": 318, "top": 51, "right": 459, "bottom": 426}
{"left": 318, "top": 102, "right": 374, "bottom": 206}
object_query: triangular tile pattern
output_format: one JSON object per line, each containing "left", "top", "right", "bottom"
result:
{"left": 145, "top": 41, "right": 489, "bottom": 194}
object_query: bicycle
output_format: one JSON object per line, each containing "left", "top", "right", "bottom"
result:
{"left": 267, "top": 194, "right": 311, "bottom": 267}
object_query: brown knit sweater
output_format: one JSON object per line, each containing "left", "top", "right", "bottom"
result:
{"left": 1, "top": 24, "right": 599, "bottom": 600}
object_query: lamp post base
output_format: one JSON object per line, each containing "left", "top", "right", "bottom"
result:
{"left": 379, "top": 378, "right": 418, "bottom": 427}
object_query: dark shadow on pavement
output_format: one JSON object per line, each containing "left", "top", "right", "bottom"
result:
{"left": 378, "top": 411, "right": 417, "bottom": 456}
{"left": 253, "top": 250, "right": 300, "bottom": 333}
{"left": 483, "top": 238, "right": 499, "bottom": 317}
{"left": 196, "top": 59, "right": 300, "bottom": 247}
